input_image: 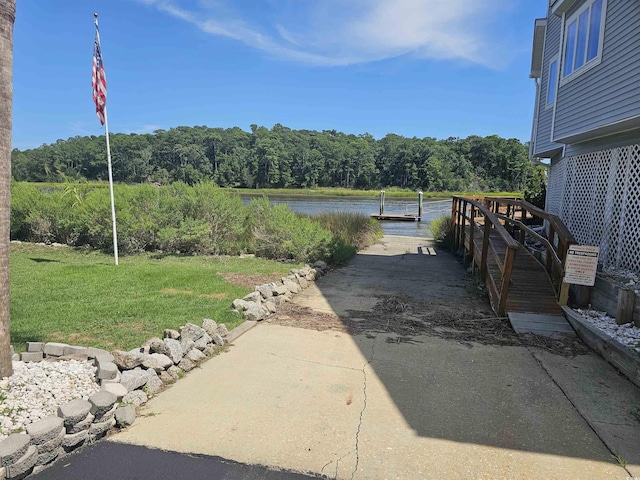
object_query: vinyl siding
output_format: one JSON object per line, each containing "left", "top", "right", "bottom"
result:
{"left": 533, "top": 10, "right": 563, "bottom": 157}
{"left": 553, "top": 0, "right": 640, "bottom": 141}
{"left": 564, "top": 128, "right": 640, "bottom": 156}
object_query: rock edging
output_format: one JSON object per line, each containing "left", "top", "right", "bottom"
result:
{"left": 1, "top": 318, "right": 231, "bottom": 479}
{"left": 230, "top": 261, "right": 328, "bottom": 322}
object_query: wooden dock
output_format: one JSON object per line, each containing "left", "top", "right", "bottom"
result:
{"left": 370, "top": 213, "right": 421, "bottom": 222}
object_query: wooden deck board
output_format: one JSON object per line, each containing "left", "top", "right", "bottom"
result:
{"left": 463, "top": 223, "right": 563, "bottom": 317}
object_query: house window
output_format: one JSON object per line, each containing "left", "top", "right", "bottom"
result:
{"left": 547, "top": 59, "right": 558, "bottom": 105}
{"left": 562, "top": 0, "right": 605, "bottom": 80}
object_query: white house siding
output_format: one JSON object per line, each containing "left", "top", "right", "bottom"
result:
{"left": 553, "top": 0, "right": 640, "bottom": 142}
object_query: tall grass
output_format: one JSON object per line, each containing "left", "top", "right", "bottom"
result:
{"left": 11, "top": 181, "right": 381, "bottom": 266}
{"left": 430, "top": 215, "right": 456, "bottom": 250}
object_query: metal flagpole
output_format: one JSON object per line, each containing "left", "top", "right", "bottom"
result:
{"left": 94, "top": 13, "right": 119, "bottom": 265}
{"left": 103, "top": 105, "right": 119, "bottom": 266}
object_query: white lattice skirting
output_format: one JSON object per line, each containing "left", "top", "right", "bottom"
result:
{"left": 546, "top": 144, "right": 640, "bottom": 275}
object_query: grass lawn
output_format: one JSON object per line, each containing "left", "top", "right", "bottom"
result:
{"left": 10, "top": 243, "right": 298, "bottom": 352}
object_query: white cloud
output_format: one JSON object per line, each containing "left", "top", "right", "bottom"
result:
{"left": 138, "top": 0, "right": 509, "bottom": 67}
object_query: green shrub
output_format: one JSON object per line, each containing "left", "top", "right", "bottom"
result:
{"left": 310, "top": 211, "right": 383, "bottom": 250}
{"left": 430, "top": 215, "right": 455, "bottom": 250}
{"left": 249, "top": 197, "right": 332, "bottom": 263}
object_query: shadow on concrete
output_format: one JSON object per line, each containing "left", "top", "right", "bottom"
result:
{"left": 288, "top": 235, "right": 638, "bottom": 465}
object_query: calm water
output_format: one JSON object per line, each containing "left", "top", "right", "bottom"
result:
{"left": 241, "top": 195, "right": 451, "bottom": 238}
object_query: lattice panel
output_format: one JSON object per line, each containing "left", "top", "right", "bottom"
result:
{"left": 551, "top": 144, "right": 640, "bottom": 274}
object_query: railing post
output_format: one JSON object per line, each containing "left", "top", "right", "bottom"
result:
{"left": 460, "top": 200, "right": 467, "bottom": 254}
{"left": 468, "top": 205, "right": 475, "bottom": 264}
{"left": 480, "top": 217, "right": 491, "bottom": 281}
{"left": 498, "top": 245, "right": 517, "bottom": 316}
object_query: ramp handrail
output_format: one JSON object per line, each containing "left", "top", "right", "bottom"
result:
{"left": 483, "top": 197, "right": 575, "bottom": 295}
{"left": 451, "top": 196, "right": 518, "bottom": 315}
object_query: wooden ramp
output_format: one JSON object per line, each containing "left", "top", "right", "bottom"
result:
{"left": 453, "top": 197, "right": 579, "bottom": 338}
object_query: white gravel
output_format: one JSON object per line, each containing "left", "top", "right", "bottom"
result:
{"left": 0, "top": 359, "right": 100, "bottom": 440}
{"left": 575, "top": 308, "right": 640, "bottom": 353}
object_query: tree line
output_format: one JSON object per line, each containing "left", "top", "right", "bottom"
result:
{"left": 11, "top": 124, "right": 545, "bottom": 197}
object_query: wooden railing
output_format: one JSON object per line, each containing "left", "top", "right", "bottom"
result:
{"left": 451, "top": 196, "right": 519, "bottom": 316}
{"left": 483, "top": 197, "right": 576, "bottom": 299}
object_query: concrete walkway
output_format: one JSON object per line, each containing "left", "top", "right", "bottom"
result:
{"left": 110, "top": 236, "right": 640, "bottom": 479}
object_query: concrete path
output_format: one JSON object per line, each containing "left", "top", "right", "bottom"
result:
{"left": 109, "top": 235, "right": 640, "bottom": 479}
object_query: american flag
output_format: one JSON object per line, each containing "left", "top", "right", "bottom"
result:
{"left": 92, "top": 25, "right": 107, "bottom": 125}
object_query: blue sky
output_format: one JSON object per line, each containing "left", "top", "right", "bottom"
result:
{"left": 13, "top": 0, "right": 545, "bottom": 150}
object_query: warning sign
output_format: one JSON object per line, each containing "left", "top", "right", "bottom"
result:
{"left": 564, "top": 245, "right": 599, "bottom": 286}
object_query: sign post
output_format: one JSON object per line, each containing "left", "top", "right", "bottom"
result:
{"left": 559, "top": 245, "right": 600, "bottom": 306}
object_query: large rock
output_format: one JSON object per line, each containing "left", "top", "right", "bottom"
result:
{"left": 243, "top": 303, "right": 268, "bottom": 321}
{"left": 212, "top": 334, "right": 225, "bottom": 346}
{"left": 66, "top": 413, "right": 94, "bottom": 435}
{"left": 33, "top": 428, "right": 64, "bottom": 455}
{"left": 163, "top": 329, "right": 180, "bottom": 340}
{"left": 101, "top": 382, "right": 128, "bottom": 402}
{"left": 5, "top": 445, "right": 37, "bottom": 479}
{"left": 166, "top": 365, "right": 181, "bottom": 380}
{"left": 89, "top": 417, "right": 116, "bottom": 442}
{"left": 0, "top": 434, "right": 31, "bottom": 467}
{"left": 36, "top": 445, "right": 63, "bottom": 466}
{"left": 147, "top": 337, "right": 167, "bottom": 355}
{"left": 264, "top": 301, "right": 277, "bottom": 313}
{"left": 87, "top": 348, "right": 114, "bottom": 364}
{"left": 115, "top": 405, "right": 136, "bottom": 427}
{"left": 57, "top": 399, "right": 92, "bottom": 429}
{"left": 111, "top": 350, "right": 144, "bottom": 370}
{"left": 122, "top": 390, "right": 148, "bottom": 407}
{"left": 25, "top": 417, "right": 63, "bottom": 445}
{"left": 242, "top": 291, "right": 262, "bottom": 303}
{"left": 88, "top": 391, "right": 117, "bottom": 418}
{"left": 143, "top": 370, "right": 163, "bottom": 395}
{"left": 185, "top": 348, "right": 206, "bottom": 363}
{"left": 43, "top": 342, "right": 68, "bottom": 357}
{"left": 273, "top": 284, "right": 289, "bottom": 296}
{"left": 194, "top": 333, "right": 213, "bottom": 351}
{"left": 142, "top": 353, "right": 173, "bottom": 372}
{"left": 178, "top": 358, "right": 196, "bottom": 372}
{"left": 255, "top": 284, "right": 275, "bottom": 299}
{"left": 202, "top": 318, "right": 218, "bottom": 336}
{"left": 296, "top": 275, "right": 309, "bottom": 289}
{"left": 282, "top": 279, "right": 300, "bottom": 294}
{"left": 97, "top": 361, "right": 118, "bottom": 380}
{"left": 163, "top": 338, "right": 184, "bottom": 364}
{"left": 313, "top": 260, "right": 328, "bottom": 270}
{"left": 216, "top": 324, "right": 229, "bottom": 337}
{"left": 180, "top": 338, "right": 195, "bottom": 356}
{"left": 179, "top": 323, "right": 206, "bottom": 342}
{"left": 120, "top": 368, "right": 149, "bottom": 392}
{"left": 231, "top": 299, "right": 251, "bottom": 311}
{"left": 61, "top": 430, "right": 88, "bottom": 452}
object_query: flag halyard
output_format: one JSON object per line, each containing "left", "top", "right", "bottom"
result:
{"left": 92, "top": 26, "right": 107, "bottom": 125}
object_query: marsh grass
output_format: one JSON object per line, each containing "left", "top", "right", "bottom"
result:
{"left": 10, "top": 243, "right": 295, "bottom": 352}
{"left": 430, "top": 215, "right": 456, "bottom": 250}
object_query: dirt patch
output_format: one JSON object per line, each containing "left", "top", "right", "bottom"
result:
{"left": 161, "top": 288, "right": 193, "bottom": 296}
{"left": 221, "top": 273, "right": 285, "bottom": 291}
{"left": 270, "top": 293, "right": 591, "bottom": 357}
{"left": 200, "top": 293, "right": 229, "bottom": 300}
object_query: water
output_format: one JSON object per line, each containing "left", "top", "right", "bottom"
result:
{"left": 241, "top": 195, "right": 451, "bottom": 238}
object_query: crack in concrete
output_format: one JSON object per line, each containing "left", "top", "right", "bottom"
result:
{"left": 267, "top": 352, "right": 362, "bottom": 372}
{"left": 528, "top": 348, "right": 634, "bottom": 477}
{"left": 350, "top": 338, "right": 377, "bottom": 480}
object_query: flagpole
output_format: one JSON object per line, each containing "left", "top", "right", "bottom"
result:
{"left": 94, "top": 13, "right": 118, "bottom": 266}
{"left": 103, "top": 105, "right": 119, "bottom": 266}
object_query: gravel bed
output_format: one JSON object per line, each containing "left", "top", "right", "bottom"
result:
{"left": 575, "top": 308, "right": 640, "bottom": 353}
{"left": 0, "top": 359, "right": 100, "bottom": 440}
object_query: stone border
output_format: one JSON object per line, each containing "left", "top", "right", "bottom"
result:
{"left": 562, "top": 306, "right": 640, "bottom": 388}
{"left": 0, "top": 261, "right": 327, "bottom": 479}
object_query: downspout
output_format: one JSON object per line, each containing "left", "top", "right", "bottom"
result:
{"left": 529, "top": 78, "right": 541, "bottom": 160}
